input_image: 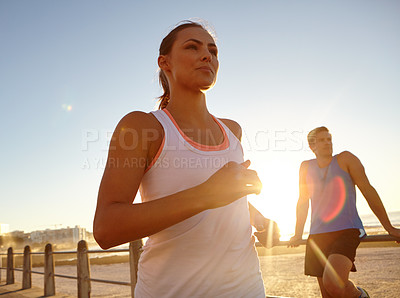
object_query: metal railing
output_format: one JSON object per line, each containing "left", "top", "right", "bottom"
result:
{"left": 0, "top": 234, "right": 398, "bottom": 297}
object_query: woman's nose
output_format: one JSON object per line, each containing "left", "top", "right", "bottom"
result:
{"left": 201, "top": 50, "right": 212, "bottom": 62}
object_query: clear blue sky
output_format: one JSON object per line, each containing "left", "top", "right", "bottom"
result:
{"left": 1, "top": 0, "right": 399, "bottom": 235}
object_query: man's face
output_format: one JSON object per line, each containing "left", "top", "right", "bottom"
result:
{"left": 310, "top": 131, "right": 333, "bottom": 157}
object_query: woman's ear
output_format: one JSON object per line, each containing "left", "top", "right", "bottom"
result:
{"left": 158, "top": 55, "right": 170, "bottom": 71}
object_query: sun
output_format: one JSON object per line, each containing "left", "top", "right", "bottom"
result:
{"left": 248, "top": 160, "right": 300, "bottom": 240}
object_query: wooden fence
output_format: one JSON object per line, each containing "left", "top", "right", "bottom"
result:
{"left": 0, "top": 239, "right": 143, "bottom": 298}
{"left": 0, "top": 235, "right": 398, "bottom": 297}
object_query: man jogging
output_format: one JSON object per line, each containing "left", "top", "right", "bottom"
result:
{"left": 288, "top": 126, "right": 400, "bottom": 298}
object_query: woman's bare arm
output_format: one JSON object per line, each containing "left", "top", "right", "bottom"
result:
{"left": 94, "top": 112, "right": 262, "bottom": 249}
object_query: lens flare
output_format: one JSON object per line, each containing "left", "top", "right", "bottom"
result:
{"left": 309, "top": 239, "right": 345, "bottom": 289}
{"left": 309, "top": 238, "right": 327, "bottom": 267}
{"left": 62, "top": 104, "right": 72, "bottom": 112}
{"left": 321, "top": 176, "right": 346, "bottom": 223}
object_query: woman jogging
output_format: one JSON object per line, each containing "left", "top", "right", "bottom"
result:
{"left": 93, "top": 20, "right": 278, "bottom": 297}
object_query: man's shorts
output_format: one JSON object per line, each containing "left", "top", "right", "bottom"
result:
{"left": 305, "top": 228, "right": 361, "bottom": 277}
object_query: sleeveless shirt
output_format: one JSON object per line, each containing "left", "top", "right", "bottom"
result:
{"left": 135, "top": 109, "right": 265, "bottom": 298}
{"left": 306, "top": 155, "right": 364, "bottom": 235}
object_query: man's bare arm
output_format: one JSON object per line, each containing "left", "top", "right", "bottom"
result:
{"left": 344, "top": 151, "right": 400, "bottom": 238}
{"left": 289, "top": 161, "right": 310, "bottom": 247}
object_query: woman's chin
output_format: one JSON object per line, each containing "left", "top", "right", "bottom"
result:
{"left": 199, "top": 81, "right": 217, "bottom": 92}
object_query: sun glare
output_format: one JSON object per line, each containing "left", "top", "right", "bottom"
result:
{"left": 249, "top": 160, "right": 299, "bottom": 240}
{"left": 62, "top": 104, "right": 72, "bottom": 112}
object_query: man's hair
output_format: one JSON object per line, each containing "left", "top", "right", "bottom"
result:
{"left": 307, "top": 126, "right": 329, "bottom": 146}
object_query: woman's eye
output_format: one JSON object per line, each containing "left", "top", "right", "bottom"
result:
{"left": 186, "top": 44, "right": 197, "bottom": 50}
{"left": 210, "top": 49, "right": 218, "bottom": 56}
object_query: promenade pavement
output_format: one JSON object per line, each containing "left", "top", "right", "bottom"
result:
{"left": 0, "top": 282, "right": 74, "bottom": 297}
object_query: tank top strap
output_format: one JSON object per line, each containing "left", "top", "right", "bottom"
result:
{"left": 152, "top": 109, "right": 231, "bottom": 153}
{"left": 150, "top": 109, "right": 181, "bottom": 151}
{"left": 151, "top": 109, "right": 175, "bottom": 137}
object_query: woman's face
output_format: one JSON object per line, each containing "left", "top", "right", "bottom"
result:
{"left": 161, "top": 27, "right": 219, "bottom": 92}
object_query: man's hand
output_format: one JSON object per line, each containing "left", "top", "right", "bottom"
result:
{"left": 387, "top": 227, "right": 400, "bottom": 244}
{"left": 254, "top": 218, "right": 280, "bottom": 248}
{"left": 287, "top": 235, "right": 303, "bottom": 248}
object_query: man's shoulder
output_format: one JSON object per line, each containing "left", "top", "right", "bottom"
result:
{"left": 300, "top": 159, "right": 313, "bottom": 174}
{"left": 337, "top": 151, "right": 358, "bottom": 162}
{"left": 336, "top": 151, "right": 364, "bottom": 171}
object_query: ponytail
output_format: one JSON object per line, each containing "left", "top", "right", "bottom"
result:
{"left": 158, "top": 70, "right": 170, "bottom": 109}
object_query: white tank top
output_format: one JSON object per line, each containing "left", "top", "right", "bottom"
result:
{"left": 135, "top": 109, "right": 265, "bottom": 298}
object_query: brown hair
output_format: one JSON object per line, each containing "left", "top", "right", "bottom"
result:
{"left": 157, "top": 20, "right": 213, "bottom": 109}
{"left": 307, "top": 126, "right": 329, "bottom": 146}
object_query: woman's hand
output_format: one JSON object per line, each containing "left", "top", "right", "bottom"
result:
{"left": 254, "top": 218, "right": 280, "bottom": 248}
{"left": 199, "top": 160, "right": 262, "bottom": 209}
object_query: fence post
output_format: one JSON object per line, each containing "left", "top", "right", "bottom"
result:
{"left": 0, "top": 252, "right": 2, "bottom": 282}
{"left": 22, "top": 245, "right": 32, "bottom": 289}
{"left": 77, "top": 240, "right": 91, "bottom": 298}
{"left": 6, "top": 247, "right": 14, "bottom": 284}
{"left": 44, "top": 243, "right": 55, "bottom": 296}
{"left": 129, "top": 239, "right": 143, "bottom": 297}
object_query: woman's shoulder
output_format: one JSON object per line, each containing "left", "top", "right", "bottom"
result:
{"left": 117, "top": 110, "right": 163, "bottom": 131}
{"left": 110, "top": 111, "right": 164, "bottom": 158}
{"left": 113, "top": 111, "right": 164, "bottom": 147}
{"left": 218, "top": 118, "right": 242, "bottom": 141}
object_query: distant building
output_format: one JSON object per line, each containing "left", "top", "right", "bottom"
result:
{"left": 30, "top": 225, "right": 87, "bottom": 245}
{"left": 9, "top": 230, "right": 26, "bottom": 238}
{"left": 0, "top": 229, "right": 28, "bottom": 249}
{"left": 1, "top": 225, "right": 92, "bottom": 250}
{"left": 0, "top": 223, "right": 10, "bottom": 235}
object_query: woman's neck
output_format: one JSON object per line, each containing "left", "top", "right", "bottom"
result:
{"left": 166, "top": 90, "right": 211, "bottom": 127}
